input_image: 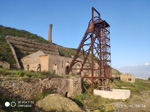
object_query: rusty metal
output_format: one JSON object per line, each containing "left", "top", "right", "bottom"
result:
{"left": 68, "top": 7, "right": 112, "bottom": 95}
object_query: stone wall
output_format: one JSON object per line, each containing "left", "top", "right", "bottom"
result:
{"left": 48, "top": 55, "right": 73, "bottom": 75}
{"left": 21, "top": 52, "right": 81, "bottom": 75}
{"left": 21, "top": 56, "right": 43, "bottom": 71}
{"left": 6, "top": 38, "right": 21, "bottom": 69}
{"left": 5, "top": 36, "right": 59, "bottom": 63}
{"left": 0, "top": 77, "right": 82, "bottom": 100}
{"left": 120, "top": 73, "right": 135, "bottom": 83}
{"left": 0, "top": 61, "right": 10, "bottom": 68}
{"left": 6, "top": 36, "right": 58, "bottom": 52}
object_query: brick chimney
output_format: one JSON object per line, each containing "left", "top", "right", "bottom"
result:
{"left": 48, "top": 24, "right": 52, "bottom": 43}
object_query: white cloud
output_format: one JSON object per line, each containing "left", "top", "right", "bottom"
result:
{"left": 144, "top": 62, "right": 150, "bottom": 66}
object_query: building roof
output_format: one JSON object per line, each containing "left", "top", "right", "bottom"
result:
{"left": 121, "top": 73, "right": 135, "bottom": 77}
{"left": 26, "top": 50, "right": 46, "bottom": 58}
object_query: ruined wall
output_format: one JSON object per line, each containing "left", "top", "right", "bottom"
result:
{"left": 49, "top": 55, "right": 72, "bottom": 75}
{"left": 48, "top": 55, "right": 80, "bottom": 75}
{"left": 41, "top": 55, "right": 50, "bottom": 71}
{"left": 6, "top": 37, "right": 21, "bottom": 69}
{"left": 0, "top": 77, "right": 82, "bottom": 100}
{"left": 0, "top": 61, "right": 10, "bottom": 68}
{"left": 21, "top": 55, "right": 50, "bottom": 71}
{"left": 21, "top": 53, "right": 80, "bottom": 75}
{"left": 6, "top": 36, "right": 58, "bottom": 54}
{"left": 6, "top": 36, "right": 59, "bottom": 63}
{"left": 120, "top": 73, "right": 135, "bottom": 83}
{"left": 21, "top": 57, "right": 41, "bottom": 71}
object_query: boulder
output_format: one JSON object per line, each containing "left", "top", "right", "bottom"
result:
{"left": 35, "top": 94, "right": 82, "bottom": 112}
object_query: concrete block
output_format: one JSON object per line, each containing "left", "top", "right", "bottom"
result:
{"left": 94, "top": 89, "right": 130, "bottom": 100}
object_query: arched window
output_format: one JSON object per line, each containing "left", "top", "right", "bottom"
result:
{"left": 65, "top": 62, "right": 70, "bottom": 74}
{"left": 37, "top": 64, "right": 41, "bottom": 71}
{"left": 65, "top": 92, "right": 69, "bottom": 97}
{"left": 27, "top": 65, "right": 29, "bottom": 71}
{"left": 53, "top": 64, "right": 57, "bottom": 74}
{"left": 65, "top": 66, "right": 69, "bottom": 74}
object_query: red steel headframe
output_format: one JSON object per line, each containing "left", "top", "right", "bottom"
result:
{"left": 68, "top": 7, "right": 112, "bottom": 94}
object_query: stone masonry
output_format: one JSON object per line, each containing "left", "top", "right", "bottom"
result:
{"left": 6, "top": 36, "right": 58, "bottom": 55}
{"left": 0, "top": 77, "right": 82, "bottom": 100}
{"left": 0, "top": 61, "right": 10, "bottom": 68}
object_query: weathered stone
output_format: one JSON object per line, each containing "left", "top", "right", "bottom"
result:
{"left": 6, "top": 36, "right": 58, "bottom": 55}
{"left": 0, "top": 61, "right": 10, "bottom": 68}
{"left": 0, "top": 77, "right": 82, "bottom": 100}
{"left": 35, "top": 94, "right": 82, "bottom": 112}
{"left": 120, "top": 73, "right": 135, "bottom": 83}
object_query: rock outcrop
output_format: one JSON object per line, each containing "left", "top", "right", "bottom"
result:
{"left": 35, "top": 94, "right": 82, "bottom": 112}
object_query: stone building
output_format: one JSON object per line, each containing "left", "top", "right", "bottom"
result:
{"left": 120, "top": 73, "right": 135, "bottom": 83}
{"left": 21, "top": 50, "right": 80, "bottom": 75}
{"left": 18, "top": 24, "right": 83, "bottom": 75}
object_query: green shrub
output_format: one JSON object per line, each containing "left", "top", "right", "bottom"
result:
{"left": 40, "top": 71, "right": 50, "bottom": 76}
{"left": 16, "top": 70, "right": 25, "bottom": 77}
{"left": 84, "top": 95, "right": 105, "bottom": 110}
{"left": 73, "top": 90, "right": 116, "bottom": 111}
{"left": 35, "top": 73, "right": 41, "bottom": 78}
{"left": 33, "top": 89, "right": 52, "bottom": 102}
{"left": 0, "top": 68, "right": 15, "bottom": 76}
{"left": 73, "top": 94, "right": 84, "bottom": 107}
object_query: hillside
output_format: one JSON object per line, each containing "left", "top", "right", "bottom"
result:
{"left": 0, "top": 25, "right": 49, "bottom": 65}
{"left": 0, "top": 25, "right": 77, "bottom": 66}
{"left": 0, "top": 25, "right": 122, "bottom": 76}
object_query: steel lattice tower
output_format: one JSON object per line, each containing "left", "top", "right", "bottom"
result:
{"left": 68, "top": 7, "right": 112, "bottom": 94}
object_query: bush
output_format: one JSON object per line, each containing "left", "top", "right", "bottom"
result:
{"left": 113, "top": 79, "right": 150, "bottom": 95}
{"left": 0, "top": 68, "right": 15, "bottom": 76}
{"left": 33, "top": 89, "right": 52, "bottom": 102}
{"left": 16, "top": 70, "right": 25, "bottom": 77}
{"left": 73, "top": 93, "right": 115, "bottom": 111}
{"left": 73, "top": 94, "right": 84, "bottom": 107}
{"left": 84, "top": 95, "right": 105, "bottom": 110}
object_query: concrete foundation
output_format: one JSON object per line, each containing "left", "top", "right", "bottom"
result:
{"left": 94, "top": 89, "right": 130, "bottom": 100}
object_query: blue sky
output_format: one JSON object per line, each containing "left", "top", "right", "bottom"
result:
{"left": 0, "top": 0, "right": 150, "bottom": 76}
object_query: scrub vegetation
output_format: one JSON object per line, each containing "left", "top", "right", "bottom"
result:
{"left": 0, "top": 68, "right": 61, "bottom": 80}
{"left": 0, "top": 25, "right": 49, "bottom": 65}
{"left": 73, "top": 79, "right": 150, "bottom": 111}
{"left": 113, "top": 79, "right": 150, "bottom": 95}
{"left": 0, "top": 68, "right": 150, "bottom": 112}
